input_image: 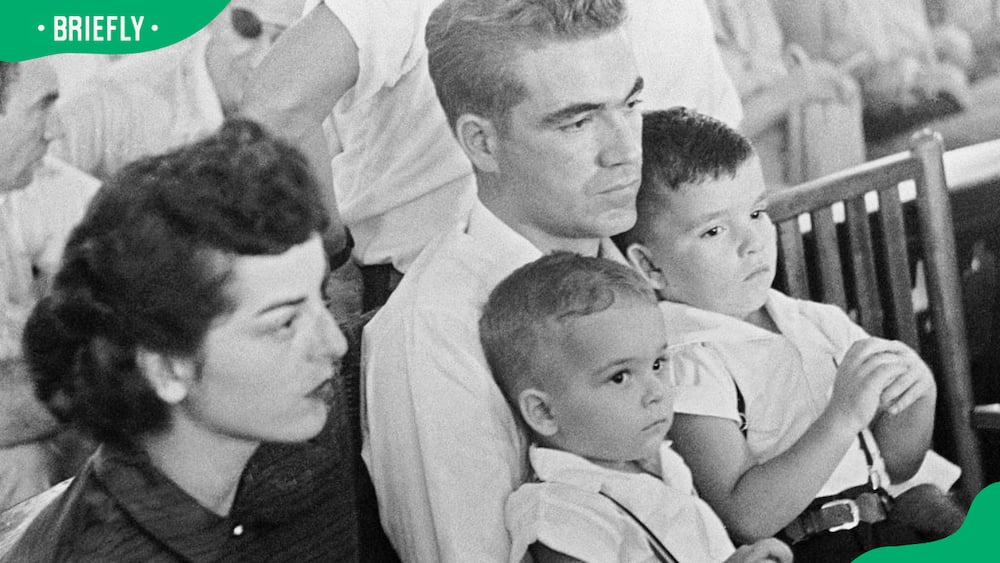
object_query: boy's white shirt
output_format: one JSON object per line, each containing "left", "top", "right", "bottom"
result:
{"left": 662, "top": 289, "right": 955, "bottom": 497}
{"left": 507, "top": 442, "right": 735, "bottom": 563}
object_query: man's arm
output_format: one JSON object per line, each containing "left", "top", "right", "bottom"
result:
{"left": 0, "top": 358, "right": 60, "bottom": 447}
{"left": 241, "top": 2, "right": 358, "bottom": 255}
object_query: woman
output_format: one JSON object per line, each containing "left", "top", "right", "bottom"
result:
{"left": 2, "top": 120, "right": 354, "bottom": 561}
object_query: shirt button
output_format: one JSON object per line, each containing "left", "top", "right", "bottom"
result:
{"left": 232, "top": 524, "right": 244, "bottom": 537}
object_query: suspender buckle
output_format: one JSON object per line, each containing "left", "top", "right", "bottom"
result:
{"left": 821, "top": 499, "right": 861, "bottom": 532}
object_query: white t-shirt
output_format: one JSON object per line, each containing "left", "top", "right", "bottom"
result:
{"left": 306, "top": 0, "right": 477, "bottom": 272}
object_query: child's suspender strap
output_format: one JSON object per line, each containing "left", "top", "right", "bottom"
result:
{"left": 599, "top": 490, "right": 680, "bottom": 563}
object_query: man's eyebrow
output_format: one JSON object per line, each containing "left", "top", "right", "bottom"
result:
{"left": 257, "top": 296, "right": 306, "bottom": 316}
{"left": 540, "top": 102, "right": 604, "bottom": 127}
{"left": 540, "top": 76, "right": 645, "bottom": 127}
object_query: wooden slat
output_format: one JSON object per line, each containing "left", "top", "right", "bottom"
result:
{"left": 910, "top": 130, "right": 983, "bottom": 503}
{"left": 809, "top": 207, "right": 847, "bottom": 309}
{"left": 875, "top": 186, "right": 918, "bottom": 349}
{"left": 776, "top": 219, "right": 809, "bottom": 299}
{"left": 843, "top": 195, "right": 882, "bottom": 336}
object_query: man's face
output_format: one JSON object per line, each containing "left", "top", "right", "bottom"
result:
{"left": 0, "top": 59, "right": 62, "bottom": 193}
{"left": 207, "top": 0, "right": 302, "bottom": 110}
{"left": 645, "top": 158, "right": 778, "bottom": 321}
{"left": 492, "top": 30, "right": 643, "bottom": 252}
{"left": 178, "top": 235, "right": 347, "bottom": 445}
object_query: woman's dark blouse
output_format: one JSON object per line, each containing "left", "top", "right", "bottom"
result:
{"left": 1, "top": 421, "right": 359, "bottom": 562}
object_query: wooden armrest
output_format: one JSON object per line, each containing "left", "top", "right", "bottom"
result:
{"left": 972, "top": 403, "right": 1000, "bottom": 430}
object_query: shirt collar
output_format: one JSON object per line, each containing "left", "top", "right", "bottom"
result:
{"left": 528, "top": 443, "right": 678, "bottom": 519}
{"left": 466, "top": 200, "right": 628, "bottom": 287}
{"left": 94, "top": 444, "right": 235, "bottom": 561}
{"left": 660, "top": 289, "right": 791, "bottom": 346}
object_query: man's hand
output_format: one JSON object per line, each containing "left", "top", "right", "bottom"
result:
{"left": 724, "top": 538, "right": 793, "bottom": 563}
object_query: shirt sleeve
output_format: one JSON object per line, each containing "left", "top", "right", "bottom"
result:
{"left": 362, "top": 303, "right": 524, "bottom": 563}
{"left": 506, "top": 482, "right": 651, "bottom": 563}
{"left": 310, "top": 0, "right": 426, "bottom": 103}
{"left": 669, "top": 342, "right": 742, "bottom": 423}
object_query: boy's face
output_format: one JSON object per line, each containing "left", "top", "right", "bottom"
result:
{"left": 537, "top": 301, "right": 673, "bottom": 470}
{"left": 642, "top": 157, "right": 776, "bottom": 321}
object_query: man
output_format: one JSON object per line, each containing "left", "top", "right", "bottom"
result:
{"left": 0, "top": 59, "right": 100, "bottom": 509}
{"left": 241, "top": 0, "right": 741, "bottom": 308}
{"left": 361, "top": 1, "right": 642, "bottom": 560}
{"left": 51, "top": 0, "right": 307, "bottom": 182}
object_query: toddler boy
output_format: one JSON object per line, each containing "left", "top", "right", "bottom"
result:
{"left": 480, "top": 252, "right": 791, "bottom": 563}
{"left": 614, "top": 107, "right": 947, "bottom": 562}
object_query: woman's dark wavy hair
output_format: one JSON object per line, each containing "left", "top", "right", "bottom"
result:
{"left": 22, "top": 119, "right": 329, "bottom": 448}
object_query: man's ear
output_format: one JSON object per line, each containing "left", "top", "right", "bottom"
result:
{"left": 626, "top": 243, "right": 666, "bottom": 291}
{"left": 518, "top": 388, "right": 559, "bottom": 438}
{"left": 455, "top": 113, "right": 500, "bottom": 174}
{"left": 136, "top": 349, "right": 197, "bottom": 405}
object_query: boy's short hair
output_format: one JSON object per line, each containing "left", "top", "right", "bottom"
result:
{"left": 427, "top": 0, "right": 627, "bottom": 132}
{"left": 614, "top": 107, "right": 754, "bottom": 250}
{"left": 480, "top": 252, "right": 656, "bottom": 410}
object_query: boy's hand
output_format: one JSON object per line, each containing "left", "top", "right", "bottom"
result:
{"left": 827, "top": 338, "right": 908, "bottom": 432}
{"left": 724, "top": 538, "right": 793, "bottom": 563}
{"left": 877, "top": 342, "right": 936, "bottom": 416}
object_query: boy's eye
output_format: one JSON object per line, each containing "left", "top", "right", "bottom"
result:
{"left": 626, "top": 98, "right": 643, "bottom": 110}
{"left": 750, "top": 209, "right": 768, "bottom": 220}
{"left": 609, "top": 370, "right": 630, "bottom": 384}
{"left": 652, "top": 357, "right": 665, "bottom": 371}
{"left": 700, "top": 226, "right": 722, "bottom": 238}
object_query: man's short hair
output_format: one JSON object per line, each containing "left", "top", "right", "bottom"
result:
{"left": 0, "top": 61, "right": 19, "bottom": 113}
{"left": 480, "top": 252, "right": 655, "bottom": 409}
{"left": 614, "top": 107, "right": 754, "bottom": 250}
{"left": 426, "top": 0, "right": 627, "bottom": 132}
{"left": 23, "top": 119, "right": 329, "bottom": 448}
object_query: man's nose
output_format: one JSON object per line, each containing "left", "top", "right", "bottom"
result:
{"left": 598, "top": 111, "right": 641, "bottom": 168}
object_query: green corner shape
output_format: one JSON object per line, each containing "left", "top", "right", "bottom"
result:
{"left": 855, "top": 482, "right": 1000, "bottom": 562}
{"left": 1, "top": 1, "right": 229, "bottom": 61}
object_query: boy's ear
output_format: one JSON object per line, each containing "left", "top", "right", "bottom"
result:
{"left": 626, "top": 243, "right": 667, "bottom": 291}
{"left": 518, "top": 388, "right": 559, "bottom": 438}
{"left": 455, "top": 113, "right": 500, "bottom": 174}
{"left": 136, "top": 348, "right": 197, "bottom": 405}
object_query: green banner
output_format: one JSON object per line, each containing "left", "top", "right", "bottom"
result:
{"left": 0, "top": 1, "right": 228, "bottom": 61}
{"left": 857, "top": 482, "right": 1000, "bottom": 562}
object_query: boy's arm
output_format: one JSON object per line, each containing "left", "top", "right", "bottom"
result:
{"left": 240, "top": 2, "right": 357, "bottom": 256}
{"left": 670, "top": 338, "right": 906, "bottom": 541}
{"left": 871, "top": 344, "right": 937, "bottom": 482}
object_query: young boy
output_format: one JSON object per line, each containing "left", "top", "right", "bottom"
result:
{"left": 614, "top": 107, "right": 945, "bottom": 562}
{"left": 480, "top": 252, "right": 792, "bottom": 563}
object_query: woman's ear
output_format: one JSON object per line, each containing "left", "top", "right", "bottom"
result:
{"left": 136, "top": 349, "right": 196, "bottom": 405}
{"left": 626, "top": 243, "right": 667, "bottom": 291}
{"left": 518, "top": 388, "right": 559, "bottom": 438}
{"left": 455, "top": 113, "right": 500, "bottom": 173}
